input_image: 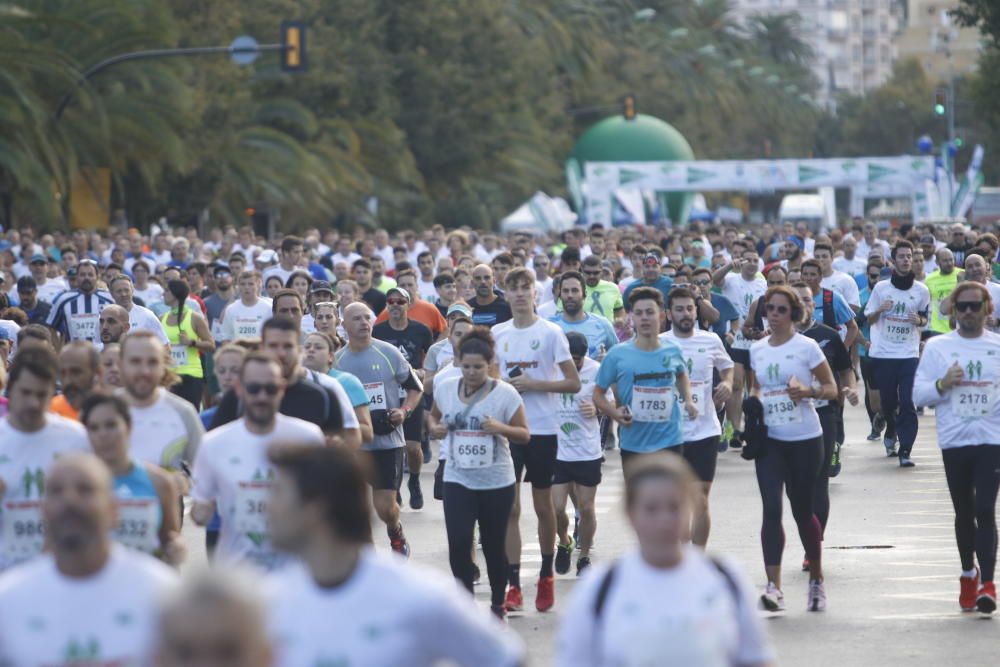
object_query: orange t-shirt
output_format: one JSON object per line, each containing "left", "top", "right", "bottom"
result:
{"left": 49, "top": 394, "right": 79, "bottom": 421}
{"left": 374, "top": 300, "right": 446, "bottom": 337}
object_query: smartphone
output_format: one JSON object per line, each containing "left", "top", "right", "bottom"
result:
{"left": 508, "top": 366, "right": 523, "bottom": 378}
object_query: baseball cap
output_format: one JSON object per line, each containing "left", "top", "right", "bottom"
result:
{"left": 642, "top": 253, "right": 660, "bottom": 266}
{"left": 310, "top": 280, "right": 334, "bottom": 295}
{"left": 29, "top": 254, "right": 46, "bottom": 264}
{"left": 919, "top": 234, "right": 936, "bottom": 245}
{"left": 255, "top": 249, "right": 278, "bottom": 264}
{"left": 16, "top": 276, "right": 36, "bottom": 291}
{"left": 446, "top": 302, "right": 473, "bottom": 319}
{"left": 386, "top": 287, "right": 410, "bottom": 303}
{"left": 211, "top": 262, "right": 232, "bottom": 277}
{"left": 566, "top": 331, "right": 588, "bottom": 358}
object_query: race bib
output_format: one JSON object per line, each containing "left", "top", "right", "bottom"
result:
{"left": 451, "top": 430, "right": 495, "bottom": 469}
{"left": 211, "top": 318, "right": 225, "bottom": 341}
{"left": 884, "top": 316, "right": 914, "bottom": 344}
{"left": 235, "top": 317, "right": 261, "bottom": 338}
{"left": 69, "top": 313, "right": 99, "bottom": 341}
{"left": 761, "top": 386, "right": 802, "bottom": 427}
{"left": 687, "top": 380, "right": 711, "bottom": 416}
{"left": 364, "top": 382, "right": 387, "bottom": 409}
{"left": 170, "top": 344, "right": 188, "bottom": 367}
{"left": 234, "top": 481, "right": 270, "bottom": 535}
{"left": 630, "top": 385, "right": 674, "bottom": 423}
{"left": 115, "top": 498, "right": 159, "bottom": 553}
{"left": 2, "top": 500, "right": 44, "bottom": 559}
{"left": 951, "top": 381, "right": 994, "bottom": 418}
{"left": 812, "top": 383, "right": 829, "bottom": 409}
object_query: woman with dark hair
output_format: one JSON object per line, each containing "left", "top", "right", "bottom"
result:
{"left": 748, "top": 285, "right": 837, "bottom": 613}
{"left": 161, "top": 278, "right": 214, "bottom": 409}
{"left": 285, "top": 270, "right": 313, "bottom": 305}
{"left": 428, "top": 326, "right": 529, "bottom": 620}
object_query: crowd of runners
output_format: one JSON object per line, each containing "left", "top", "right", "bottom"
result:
{"left": 0, "top": 217, "right": 996, "bottom": 665}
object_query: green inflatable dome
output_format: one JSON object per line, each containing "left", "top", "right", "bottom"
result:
{"left": 571, "top": 113, "right": 695, "bottom": 225}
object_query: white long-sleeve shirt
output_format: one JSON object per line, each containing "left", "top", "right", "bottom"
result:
{"left": 913, "top": 330, "right": 1000, "bottom": 449}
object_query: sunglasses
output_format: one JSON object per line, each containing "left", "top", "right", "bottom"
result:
{"left": 765, "top": 303, "right": 790, "bottom": 315}
{"left": 955, "top": 301, "right": 983, "bottom": 313}
{"left": 583, "top": 270, "right": 602, "bottom": 276}
{"left": 245, "top": 383, "right": 280, "bottom": 396}
{"left": 387, "top": 298, "right": 408, "bottom": 306}
{"left": 693, "top": 279, "right": 711, "bottom": 286}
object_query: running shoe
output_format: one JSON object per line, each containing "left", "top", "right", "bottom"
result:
{"left": 977, "top": 582, "right": 996, "bottom": 614}
{"left": 503, "top": 585, "right": 523, "bottom": 612}
{"left": 960, "top": 569, "right": 979, "bottom": 611}
{"left": 829, "top": 442, "right": 842, "bottom": 477}
{"left": 718, "top": 437, "right": 729, "bottom": 453}
{"left": 490, "top": 604, "right": 507, "bottom": 621}
{"left": 883, "top": 437, "right": 898, "bottom": 457}
{"left": 389, "top": 532, "right": 410, "bottom": 559}
{"left": 555, "top": 536, "right": 575, "bottom": 575}
{"left": 760, "top": 582, "right": 785, "bottom": 612}
{"left": 720, "top": 420, "right": 734, "bottom": 452}
{"left": 536, "top": 576, "right": 555, "bottom": 612}
{"left": 873, "top": 414, "right": 886, "bottom": 435}
{"left": 802, "top": 556, "right": 810, "bottom": 572}
{"left": 866, "top": 425, "right": 881, "bottom": 441}
{"left": 730, "top": 430, "right": 743, "bottom": 450}
{"left": 898, "top": 456, "right": 915, "bottom": 468}
{"left": 577, "top": 555, "right": 592, "bottom": 576}
{"left": 808, "top": 579, "right": 827, "bottom": 612}
{"left": 408, "top": 475, "right": 424, "bottom": 510}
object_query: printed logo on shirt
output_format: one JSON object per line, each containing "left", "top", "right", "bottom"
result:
{"left": 504, "top": 361, "right": 539, "bottom": 370}
{"left": 966, "top": 360, "right": 984, "bottom": 380}
{"left": 744, "top": 293, "right": 753, "bottom": 307}
{"left": 21, "top": 468, "right": 45, "bottom": 497}
{"left": 766, "top": 363, "right": 780, "bottom": 383}
{"left": 530, "top": 339, "right": 540, "bottom": 350}
{"left": 560, "top": 421, "right": 581, "bottom": 437}
{"left": 685, "top": 357, "right": 693, "bottom": 374}
{"left": 62, "top": 636, "right": 101, "bottom": 662}
{"left": 893, "top": 301, "right": 907, "bottom": 315}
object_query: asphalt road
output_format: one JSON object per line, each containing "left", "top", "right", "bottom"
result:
{"left": 181, "top": 404, "right": 993, "bottom": 666}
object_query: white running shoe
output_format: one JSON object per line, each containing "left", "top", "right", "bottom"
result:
{"left": 808, "top": 579, "right": 827, "bottom": 612}
{"left": 760, "top": 582, "right": 785, "bottom": 612}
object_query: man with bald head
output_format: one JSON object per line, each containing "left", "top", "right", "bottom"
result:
{"left": 925, "top": 248, "right": 959, "bottom": 334}
{"left": 108, "top": 273, "right": 168, "bottom": 343}
{"left": 99, "top": 304, "right": 131, "bottom": 345}
{"left": 470, "top": 264, "right": 512, "bottom": 326}
{"left": 942, "top": 253, "right": 1000, "bottom": 331}
{"left": 0, "top": 453, "right": 177, "bottom": 666}
{"left": 50, "top": 341, "right": 101, "bottom": 420}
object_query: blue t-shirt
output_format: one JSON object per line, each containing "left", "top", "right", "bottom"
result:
{"left": 595, "top": 339, "right": 687, "bottom": 453}
{"left": 623, "top": 275, "right": 674, "bottom": 308}
{"left": 328, "top": 368, "right": 369, "bottom": 408}
{"left": 549, "top": 313, "right": 618, "bottom": 359}
{"left": 709, "top": 293, "right": 740, "bottom": 338}
{"left": 814, "top": 290, "right": 854, "bottom": 328}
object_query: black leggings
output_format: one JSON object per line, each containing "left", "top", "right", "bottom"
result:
{"left": 942, "top": 446, "right": 1000, "bottom": 582}
{"left": 814, "top": 409, "right": 836, "bottom": 535}
{"left": 755, "top": 436, "right": 824, "bottom": 567}
{"left": 170, "top": 375, "right": 204, "bottom": 411}
{"left": 443, "top": 482, "right": 515, "bottom": 608}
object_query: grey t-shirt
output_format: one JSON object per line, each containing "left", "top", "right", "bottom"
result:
{"left": 423, "top": 339, "right": 453, "bottom": 373}
{"left": 436, "top": 377, "right": 521, "bottom": 490}
{"left": 335, "top": 339, "right": 412, "bottom": 451}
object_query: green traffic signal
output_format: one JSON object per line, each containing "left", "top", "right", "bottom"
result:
{"left": 954, "top": 138, "right": 963, "bottom": 148}
{"left": 934, "top": 103, "right": 945, "bottom": 116}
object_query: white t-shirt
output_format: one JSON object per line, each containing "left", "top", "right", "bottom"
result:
{"left": 266, "top": 549, "right": 524, "bottom": 667}
{"left": 0, "top": 416, "right": 89, "bottom": 570}
{"left": 858, "top": 238, "right": 891, "bottom": 261}
{"left": 537, "top": 276, "right": 555, "bottom": 304}
{"left": 35, "top": 278, "right": 67, "bottom": 305}
{"left": 418, "top": 278, "right": 438, "bottom": 303}
{"left": 133, "top": 282, "right": 164, "bottom": 306}
{"left": 913, "top": 330, "right": 1000, "bottom": 449}
{"left": 536, "top": 300, "right": 560, "bottom": 319}
{"left": 556, "top": 546, "right": 773, "bottom": 667}
{"left": 821, "top": 271, "right": 861, "bottom": 308}
{"left": 555, "top": 358, "right": 602, "bottom": 462}
{"left": 863, "top": 280, "right": 931, "bottom": 359}
{"left": 191, "top": 415, "right": 324, "bottom": 570}
{"left": 127, "top": 390, "right": 202, "bottom": 470}
{"left": 305, "top": 370, "right": 361, "bottom": 432}
{"left": 0, "top": 547, "right": 177, "bottom": 666}
{"left": 749, "top": 334, "right": 827, "bottom": 442}
{"left": 128, "top": 303, "right": 169, "bottom": 344}
{"left": 492, "top": 317, "right": 573, "bottom": 435}
{"left": 220, "top": 298, "right": 273, "bottom": 341}
{"left": 662, "top": 330, "right": 734, "bottom": 442}
{"left": 832, "top": 256, "right": 867, "bottom": 277}
{"left": 262, "top": 265, "right": 296, "bottom": 287}
{"left": 721, "top": 273, "right": 766, "bottom": 350}
{"left": 329, "top": 252, "right": 361, "bottom": 268}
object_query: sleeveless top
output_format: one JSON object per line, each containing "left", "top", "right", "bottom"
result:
{"left": 161, "top": 307, "right": 203, "bottom": 377}
{"left": 112, "top": 461, "right": 163, "bottom": 555}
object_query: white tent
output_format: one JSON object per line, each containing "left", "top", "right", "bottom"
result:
{"left": 500, "top": 192, "right": 577, "bottom": 234}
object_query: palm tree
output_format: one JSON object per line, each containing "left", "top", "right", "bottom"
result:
{"left": 747, "top": 12, "right": 815, "bottom": 67}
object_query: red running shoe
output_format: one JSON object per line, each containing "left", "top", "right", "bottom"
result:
{"left": 960, "top": 569, "right": 979, "bottom": 611}
{"left": 536, "top": 576, "right": 555, "bottom": 612}
{"left": 977, "top": 582, "right": 996, "bottom": 614}
{"left": 503, "top": 585, "right": 523, "bottom": 612}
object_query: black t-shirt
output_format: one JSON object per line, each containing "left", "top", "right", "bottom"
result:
{"left": 800, "top": 321, "right": 851, "bottom": 410}
{"left": 372, "top": 320, "right": 434, "bottom": 369}
{"left": 471, "top": 296, "right": 512, "bottom": 327}
{"left": 362, "top": 287, "right": 387, "bottom": 315}
{"left": 209, "top": 375, "right": 343, "bottom": 433}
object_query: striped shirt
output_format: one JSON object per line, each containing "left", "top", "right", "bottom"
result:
{"left": 46, "top": 289, "right": 115, "bottom": 342}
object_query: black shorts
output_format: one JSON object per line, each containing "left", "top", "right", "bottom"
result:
{"left": 730, "top": 347, "right": 750, "bottom": 367}
{"left": 553, "top": 458, "right": 603, "bottom": 487}
{"left": 363, "top": 448, "right": 404, "bottom": 491}
{"left": 859, "top": 356, "right": 876, "bottom": 388}
{"left": 682, "top": 436, "right": 720, "bottom": 483}
{"left": 510, "top": 434, "right": 558, "bottom": 489}
{"left": 403, "top": 403, "right": 425, "bottom": 442}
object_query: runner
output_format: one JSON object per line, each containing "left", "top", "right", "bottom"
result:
{"left": 0, "top": 348, "right": 89, "bottom": 570}
{"left": 374, "top": 269, "right": 447, "bottom": 337}
{"left": 45, "top": 259, "right": 114, "bottom": 343}
{"left": 662, "top": 287, "right": 734, "bottom": 547}
{"left": 108, "top": 274, "right": 169, "bottom": 343}
{"left": 98, "top": 304, "right": 132, "bottom": 346}
{"left": 81, "top": 392, "right": 184, "bottom": 564}
{"left": 219, "top": 270, "right": 272, "bottom": 342}
{"left": 302, "top": 330, "right": 374, "bottom": 444}
{"left": 373, "top": 286, "right": 434, "bottom": 510}
{"left": 492, "top": 267, "right": 582, "bottom": 613}
{"left": 555, "top": 453, "right": 773, "bottom": 667}
{"left": 552, "top": 332, "right": 604, "bottom": 576}
{"left": 470, "top": 264, "right": 512, "bottom": 326}
{"left": 0, "top": 453, "right": 178, "bottom": 666}
{"left": 857, "top": 262, "right": 887, "bottom": 441}
{"left": 914, "top": 281, "right": 1000, "bottom": 614}
{"left": 428, "top": 326, "right": 528, "bottom": 618}
{"left": 50, "top": 341, "right": 101, "bottom": 420}
{"left": 191, "top": 351, "right": 325, "bottom": 570}
{"left": 264, "top": 444, "right": 524, "bottom": 664}
{"left": 580, "top": 255, "right": 625, "bottom": 324}
{"left": 594, "top": 283, "right": 697, "bottom": 462}
{"left": 161, "top": 279, "right": 215, "bottom": 409}
{"left": 749, "top": 285, "right": 837, "bottom": 612}
{"left": 549, "top": 271, "right": 618, "bottom": 359}
{"left": 336, "top": 301, "right": 422, "bottom": 557}
{"left": 863, "top": 240, "right": 930, "bottom": 466}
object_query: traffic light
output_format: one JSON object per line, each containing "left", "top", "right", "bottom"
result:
{"left": 622, "top": 94, "right": 637, "bottom": 121}
{"left": 933, "top": 88, "right": 947, "bottom": 116}
{"left": 281, "top": 21, "right": 306, "bottom": 72}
